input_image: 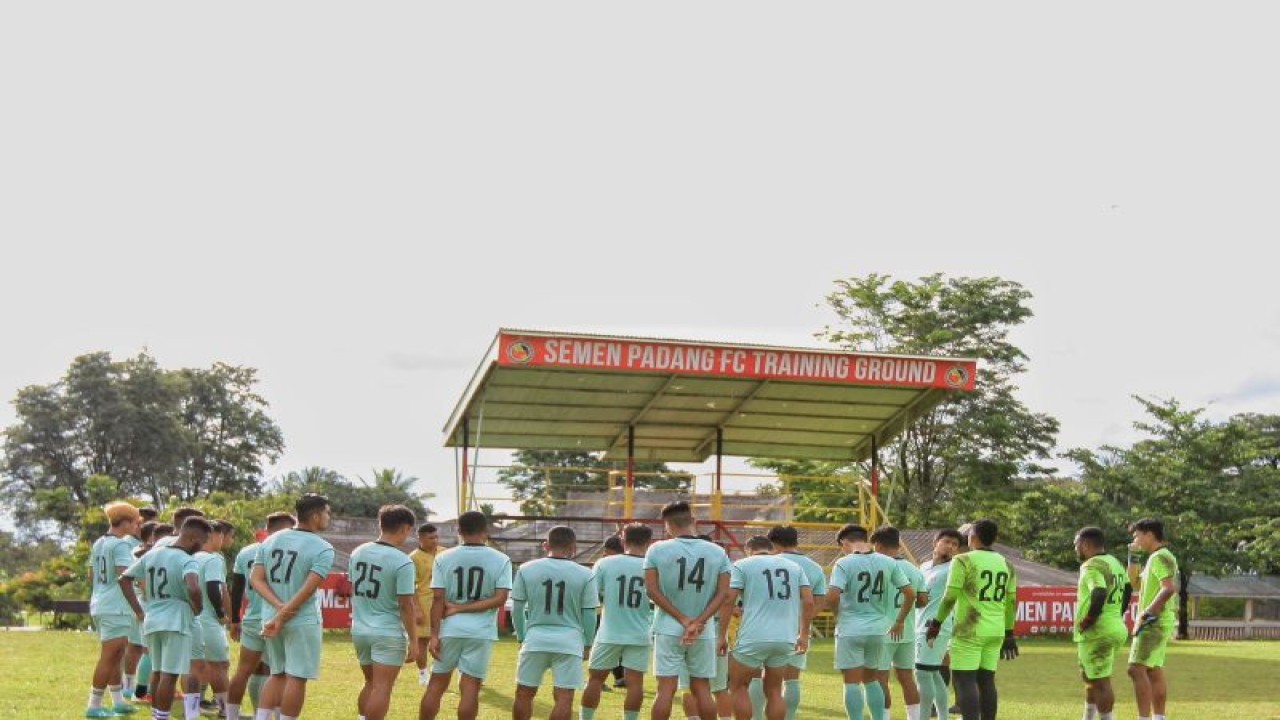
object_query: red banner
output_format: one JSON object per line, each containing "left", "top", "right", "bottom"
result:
{"left": 498, "top": 333, "right": 978, "bottom": 391}
{"left": 1014, "top": 586, "right": 1139, "bottom": 637}
{"left": 319, "top": 572, "right": 352, "bottom": 629}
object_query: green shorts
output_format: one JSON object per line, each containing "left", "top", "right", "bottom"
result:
{"left": 128, "top": 616, "right": 144, "bottom": 646}
{"left": 879, "top": 640, "right": 914, "bottom": 670}
{"left": 654, "top": 635, "right": 716, "bottom": 680}
{"left": 949, "top": 635, "right": 1002, "bottom": 672}
{"left": 835, "top": 634, "right": 885, "bottom": 670}
{"left": 589, "top": 642, "right": 650, "bottom": 673}
{"left": 677, "top": 651, "right": 728, "bottom": 692}
{"left": 1128, "top": 623, "right": 1173, "bottom": 668}
{"left": 786, "top": 650, "right": 809, "bottom": 670}
{"left": 517, "top": 649, "right": 584, "bottom": 689}
{"left": 147, "top": 630, "right": 192, "bottom": 675}
{"left": 239, "top": 621, "right": 266, "bottom": 654}
{"left": 264, "top": 622, "right": 323, "bottom": 679}
{"left": 200, "top": 621, "right": 230, "bottom": 663}
{"left": 190, "top": 618, "right": 207, "bottom": 662}
{"left": 731, "top": 641, "right": 795, "bottom": 670}
{"left": 1077, "top": 626, "right": 1127, "bottom": 680}
{"left": 432, "top": 637, "right": 495, "bottom": 681}
{"left": 354, "top": 633, "right": 408, "bottom": 667}
{"left": 915, "top": 628, "right": 952, "bottom": 667}
{"left": 93, "top": 614, "right": 134, "bottom": 643}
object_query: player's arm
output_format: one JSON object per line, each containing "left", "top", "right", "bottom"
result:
{"left": 398, "top": 593, "right": 419, "bottom": 663}
{"left": 580, "top": 604, "right": 598, "bottom": 649}
{"left": 1142, "top": 576, "right": 1177, "bottom": 619}
{"left": 448, "top": 587, "right": 509, "bottom": 615}
{"left": 1079, "top": 566, "right": 1106, "bottom": 631}
{"left": 229, "top": 571, "right": 247, "bottom": 623}
{"left": 915, "top": 588, "right": 930, "bottom": 608}
{"left": 689, "top": 569, "right": 731, "bottom": 641}
{"left": 797, "top": 585, "right": 814, "bottom": 654}
{"left": 717, "top": 587, "right": 739, "bottom": 653}
{"left": 186, "top": 570, "right": 204, "bottom": 618}
{"left": 511, "top": 597, "right": 527, "bottom": 641}
{"left": 269, "top": 570, "right": 327, "bottom": 629}
{"left": 119, "top": 570, "right": 145, "bottom": 620}
{"left": 1125, "top": 549, "right": 1142, "bottom": 587}
{"left": 249, "top": 563, "right": 285, "bottom": 611}
{"left": 1000, "top": 566, "right": 1019, "bottom": 660}
{"left": 889, "top": 582, "right": 915, "bottom": 640}
{"left": 206, "top": 578, "right": 227, "bottom": 623}
{"left": 427, "top": 587, "right": 445, "bottom": 659}
{"left": 644, "top": 567, "right": 688, "bottom": 625}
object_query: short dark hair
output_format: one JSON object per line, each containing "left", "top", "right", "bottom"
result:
{"left": 266, "top": 512, "right": 297, "bottom": 532}
{"left": 969, "top": 518, "right": 999, "bottom": 546}
{"left": 622, "top": 523, "right": 653, "bottom": 548}
{"left": 295, "top": 493, "right": 330, "bottom": 522}
{"left": 1129, "top": 517, "right": 1165, "bottom": 541}
{"left": 660, "top": 500, "right": 694, "bottom": 528}
{"left": 182, "top": 517, "right": 213, "bottom": 535}
{"left": 213, "top": 520, "right": 235, "bottom": 535}
{"left": 766, "top": 526, "right": 799, "bottom": 548}
{"left": 139, "top": 507, "right": 159, "bottom": 522}
{"left": 379, "top": 504, "right": 417, "bottom": 532}
{"left": 837, "top": 523, "right": 868, "bottom": 544}
{"left": 153, "top": 523, "right": 175, "bottom": 540}
{"left": 457, "top": 511, "right": 489, "bottom": 536}
{"left": 418, "top": 523, "right": 438, "bottom": 535}
{"left": 139, "top": 521, "right": 158, "bottom": 543}
{"left": 547, "top": 525, "right": 576, "bottom": 550}
{"left": 603, "top": 536, "right": 624, "bottom": 553}
{"left": 746, "top": 535, "right": 773, "bottom": 552}
{"left": 934, "top": 528, "right": 963, "bottom": 544}
{"left": 173, "top": 507, "right": 205, "bottom": 525}
{"left": 870, "top": 525, "right": 901, "bottom": 549}
{"left": 1076, "top": 526, "right": 1106, "bottom": 548}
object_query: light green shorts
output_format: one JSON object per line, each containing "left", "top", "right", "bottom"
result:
{"left": 915, "top": 628, "right": 952, "bottom": 667}
{"left": 517, "top": 649, "right": 584, "bottom": 689}
{"left": 731, "top": 641, "right": 795, "bottom": 670}
{"left": 950, "top": 635, "right": 1001, "bottom": 672}
{"left": 128, "top": 616, "right": 144, "bottom": 646}
{"left": 354, "top": 634, "right": 408, "bottom": 667}
{"left": 190, "top": 618, "right": 207, "bottom": 662}
{"left": 835, "top": 634, "right": 885, "bottom": 670}
{"left": 93, "top": 614, "right": 134, "bottom": 643}
{"left": 1077, "top": 625, "right": 1127, "bottom": 680}
{"left": 879, "top": 639, "right": 914, "bottom": 670}
{"left": 264, "top": 622, "right": 323, "bottom": 679}
{"left": 239, "top": 621, "right": 266, "bottom": 654}
{"left": 148, "top": 630, "right": 192, "bottom": 675}
{"left": 678, "top": 651, "right": 727, "bottom": 692}
{"left": 200, "top": 621, "right": 230, "bottom": 663}
{"left": 432, "top": 637, "right": 495, "bottom": 681}
{"left": 1128, "top": 623, "right": 1173, "bottom": 668}
{"left": 654, "top": 635, "right": 716, "bottom": 680}
{"left": 589, "top": 642, "right": 649, "bottom": 673}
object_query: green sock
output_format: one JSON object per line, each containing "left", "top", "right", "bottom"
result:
{"left": 580, "top": 707, "right": 596, "bottom": 720}
{"left": 749, "top": 678, "right": 766, "bottom": 720}
{"left": 248, "top": 674, "right": 266, "bottom": 709}
{"left": 864, "top": 681, "right": 886, "bottom": 720}
{"left": 783, "top": 679, "right": 801, "bottom": 720}
{"left": 843, "top": 683, "right": 865, "bottom": 720}
{"left": 624, "top": 712, "right": 640, "bottom": 720}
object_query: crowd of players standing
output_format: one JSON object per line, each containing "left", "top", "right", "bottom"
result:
{"left": 85, "top": 495, "right": 1179, "bottom": 720}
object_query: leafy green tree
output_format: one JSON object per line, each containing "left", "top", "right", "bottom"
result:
{"left": 756, "top": 274, "right": 1060, "bottom": 527}
{"left": 498, "top": 450, "right": 689, "bottom": 516}
{"left": 273, "top": 466, "right": 434, "bottom": 520}
{"left": 1, "top": 351, "right": 283, "bottom": 538}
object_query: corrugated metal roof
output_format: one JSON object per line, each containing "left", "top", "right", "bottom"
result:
{"left": 1186, "top": 574, "right": 1280, "bottom": 599}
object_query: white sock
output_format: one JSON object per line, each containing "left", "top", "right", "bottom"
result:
{"left": 109, "top": 685, "right": 126, "bottom": 706}
{"left": 687, "top": 716, "right": 701, "bottom": 720}
{"left": 88, "top": 687, "right": 105, "bottom": 709}
{"left": 1138, "top": 716, "right": 1151, "bottom": 720}
{"left": 123, "top": 674, "right": 136, "bottom": 694}
{"left": 1084, "top": 703, "right": 1099, "bottom": 720}
{"left": 226, "top": 704, "right": 241, "bottom": 720}
{"left": 360, "top": 716, "right": 367, "bottom": 720}
{"left": 185, "top": 693, "right": 202, "bottom": 718}
{"left": 255, "top": 710, "right": 274, "bottom": 720}
{"left": 907, "top": 703, "right": 921, "bottom": 720}
{"left": 217, "top": 692, "right": 228, "bottom": 708}
{"left": 1154, "top": 715, "right": 1166, "bottom": 720}
{"left": 1100, "top": 713, "right": 1114, "bottom": 720}
{"left": 281, "top": 715, "right": 298, "bottom": 720}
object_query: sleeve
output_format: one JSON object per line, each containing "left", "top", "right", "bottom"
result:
{"left": 580, "top": 572, "right": 600, "bottom": 609}
{"left": 309, "top": 544, "right": 335, "bottom": 579}
{"left": 122, "top": 556, "right": 146, "bottom": 580}
{"left": 809, "top": 563, "right": 827, "bottom": 596}
{"left": 395, "top": 561, "right": 416, "bottom": 596}
{"left": 429, "top": 555, "right": 446, "bottom": 590}
{"left": 890, "top": 563, "right": 910, "bottom": 589}
{"left": 642, "top": 544, "right": 659, "bottom": 570}
{"left": 254, "top": 542, "right": 267, "bottom": 567}
{"left": 1081, "top": 561, "right": 1106, "bottom": 593}
{"left": 233, "top": 548, "right": 250, "bottom": 576}
{"left": 1150, "top": 552, "right": 1176, "bottom": 584}
{"left": 207, "top": 556, "right": 228, "bottom": 583}
{"left": 947, "top": 556, "right": 968, "bottom": 591}
{"left": 496, "top": 557, "right": 514, "bottom": 590}
{"left": 830, "top": 560, "right": 848, "bottom": 592}
{"left": 589, "top": 564, "right": 603, "bottom": 600}
{"left": 718, "top": 551, "right": 731, "bottom": 576}
{"left": 510, "top": 568, "right": 526, "bottom": 602}
{"left": 729, "top": 563, "right": 744, "bottom": 590}
{"left": 913, "top": 567, "right": 927, "bottom": 593}
{"left": 183, "top": 556, "right": 201, "bottom": 579}
{"left": 796, "top": 566, "right": 812, "bottom": 589}
{"left": 1004, "top": 563, "right": 1018, "bottom": 630}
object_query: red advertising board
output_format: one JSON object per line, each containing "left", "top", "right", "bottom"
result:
{"left": 498, "top": 332, "right": 978, "bottom": 391}
{"left": 319, "top": 572, "right": 353, "bottom": 629}
{"left": 1014, "top": 586, "right": 1138, "bottom": 637}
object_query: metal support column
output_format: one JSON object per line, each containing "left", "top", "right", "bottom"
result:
{"left": 624, "top": 425, "right": 636, "bottom": 518}
{"left": 713, "top": 428, "right": 724, "bottom": 524}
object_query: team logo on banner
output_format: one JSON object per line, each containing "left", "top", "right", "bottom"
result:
{"left": 507, "top": 341, "right": 535, "bottom": 364}
{"left": 945, "top": 366, "right": 970, "bottom": 388}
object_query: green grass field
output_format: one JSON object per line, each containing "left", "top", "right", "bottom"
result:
{"left": 2, "top": 632, "right": 1276, "bottom": 720}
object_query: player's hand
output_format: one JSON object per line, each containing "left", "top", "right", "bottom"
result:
{"left": 924, "top": 619, "right": 942, "bottom": 645}
{"left": 134, "top": 610, "right": 145, "bottom": 623}
{"left": 888, "top": 621, "right": 904, "bottom": 641}
{"left": 405, "top": 642, "right": 420, "bottom": 665}
{"left": 263, "top": 618, "right": 281, "bottom": 638}
{"left": 717, "top": 638, "right": 728, "bottom": 657}
{"left": 795, "top": 635, "right": 809, "bottom": 655}
{"left": 1133, "top": 612, "right": 1158, "bottom": 636}
{"left": 428, "top": 636, "right": 442, "bottom": 661}
{"left": 1000, "top": 632, "right": 1019, "bottom": 661}
{"left": 230, "top": 622, "right": 241, "bottom": 642}
{"left": 443, "top": 603, "right": 458, "bottom": 618}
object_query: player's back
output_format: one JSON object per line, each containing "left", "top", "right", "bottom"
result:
{"left": 1075, "top": 554, "right": 1128, "bottom": 640}
{"left": 732, "top": 554, "right": 810, "bottom": 645}
{"left": 1140, "top": 547, "right": 1178, "bottom": 626}
{"left": 645, "top": 537, "right": 730, "bottom": 639}
{"left": 949, "top": 549, "right": 1016, "bottom": 638}
{"left": 133, "top": 546, "right": 201, "bottom": 634}
{"left": 917, "top": 559, "right": 954, "bottom": 635}
{"left": 513, "top": 557, "right": 597, "bottom": 653}
{"left": 591, "top": 553, "right": 650, "bottom": 645}
{"left": 350, "top": 541, "right": 416, "bottom": 637}
{"left": 196, "top": 551, "right": 227, "bottom": 623}
{"left": 255, "top": 528, "right": 335, "bottom": 625}
{"left": 89, "top": 534, "right": 133, "bottom": 616}
{"left": 432, "top": 544, "right": 513, "bottom": 640}
{"left": 830, "top": 551, "right": 907, "bottom": 636}
{"left": 779, "top": 551, "right": 828, "bottom": 598}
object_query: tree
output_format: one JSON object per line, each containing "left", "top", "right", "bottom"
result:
{"left": 1, "top": 352, "right": 284, "bottom": 538}
{"left": 757, "top": 274, "right": 1060, "bottom": 528}
{"left": 497, "top": 450, "right": 690, "bottom": 516}
{"left": 273, "top": 466, "right": 434, "bottom": 521}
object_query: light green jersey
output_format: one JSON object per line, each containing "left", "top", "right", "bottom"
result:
{"left": 1075, "top": 553, "right": 1128, "bottom": 641}
{"left": 254, "top": 528, "right": 335, "bottom": 626}
{"left": 350, "top": 541, "right": 416, "bottom": 638}
{"left": 644, "top": 537, "right": 731, "bottom": 640}
{"left": 430, "top": 544, "right": 514, "bottom": 640}
{"left": 1139, "top": 547, "right": 1178, "bottom": 627}
{"left": 830, "top": 552, "right": 909, "bottom": 636}
{"left": 233, "top": 543, "right": 262, "bottom": 624}
{"left": 779, "top": 551, "right": 827, "bottom": 597}
{"left": 915, "top": 559, "right": 953, "bottom": 635}
{"left": 90, "top": 534, "right": 137, "bottom": 616}
{"left": 731, "top": 554, "right": 811, "bottom": 645}
{"left": 196, "top": 552, "right": 227, "bottom": 623}
{"left": 123, "top": 545, "right": 201, "bottom": 634}
{"left": 889, "top": 556, "right": 927, "bottom": 642}
{"left": 512, "top": 557, "right": 599, "bottom": 655}
{"left": 939, "top": 549, "right": 1017, "bottom": 638}
{"left": 591, "top": 554, "right": 651, "bottom": 645}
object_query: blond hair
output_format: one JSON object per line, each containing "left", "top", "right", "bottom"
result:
{"left": 104, "top": 501, "right": 141, "bottom": 527}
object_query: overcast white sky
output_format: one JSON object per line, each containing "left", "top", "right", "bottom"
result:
{"left": 3, "top": 2, "right": 1278, "bottom": 521}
